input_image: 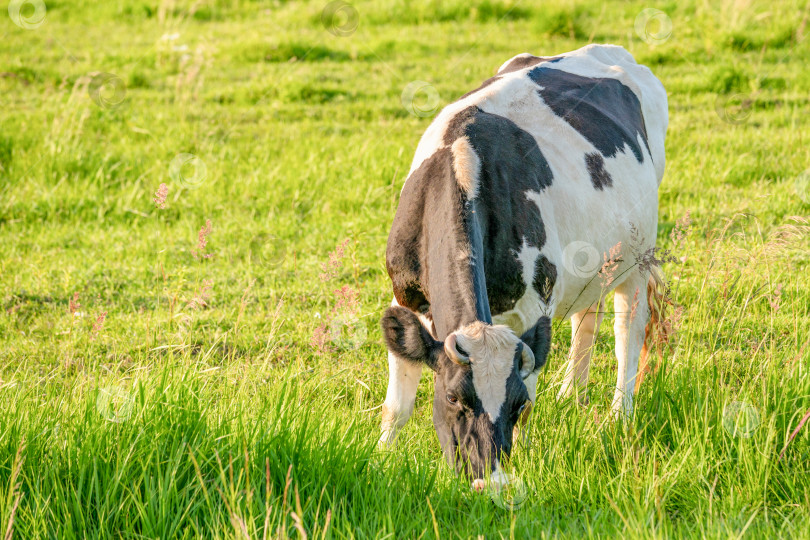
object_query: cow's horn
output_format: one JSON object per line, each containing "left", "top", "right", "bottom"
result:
{"left": 444, "top": 333, "right": 470, "bottom": 365}
{"left": 519, "top": 343, "right": 535, "bottom": 379}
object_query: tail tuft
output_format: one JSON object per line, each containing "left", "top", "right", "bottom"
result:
{"left": 635, "top": 268, "right": 675, "bottom": 393}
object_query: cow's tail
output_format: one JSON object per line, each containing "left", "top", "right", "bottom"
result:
{"left": 635, "top": 267, "right": 674, "bottom": 393}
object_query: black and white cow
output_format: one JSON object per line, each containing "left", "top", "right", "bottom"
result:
{"left": 380, "top": 45, "right": 668, "bottom": 489}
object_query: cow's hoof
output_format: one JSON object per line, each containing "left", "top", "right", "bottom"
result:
{"left": 377, "top": 432, "right": 395, "bottom": 449}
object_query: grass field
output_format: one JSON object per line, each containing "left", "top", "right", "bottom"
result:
{"left": 2, "top": 0, "right": 810, "bottom": 537}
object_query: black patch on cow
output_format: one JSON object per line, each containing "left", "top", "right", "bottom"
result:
{"left": 386, "top": 147, "right": 481, "bottom": 339}
{"left": 532, "top": 256, "right": 557, "bottom": 304}
{"left": 585, "top": 152, "right": 613, "bottom": 190}
{"left": 527, "top": 67, "right": 650, "bottom": 163}
{"left": 443, "top": 106, "right": 554, "bottom": 315}
{"left": 457, "top": 76, "right": 502, "bottom": 101}
{"left": 520, "top": 316, "right": 552, "bottom": 372}
{"left": 498, "top": 55, "right": 563, "bottom": 75}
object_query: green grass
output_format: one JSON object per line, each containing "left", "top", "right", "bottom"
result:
{"left": 1, "top": 0, "right": 809, "bottom": 537}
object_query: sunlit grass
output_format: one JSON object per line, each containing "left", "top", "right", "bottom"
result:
{"left": 1, "top": 0, "right": 809, "bottom": 537}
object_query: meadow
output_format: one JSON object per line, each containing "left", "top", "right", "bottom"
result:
{"left": 1, "top": 0, "right": 809, "bottom": 537}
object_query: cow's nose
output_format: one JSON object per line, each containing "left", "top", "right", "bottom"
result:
{"left": 471, "top": 463, "right": 511, "bottom": 492}
{"left": 471, "top": 476, "right": 512, "bottom": 492}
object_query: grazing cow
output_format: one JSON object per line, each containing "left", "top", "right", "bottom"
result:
{"left": 379, "top": 44, "right": 668, "bottom": 488}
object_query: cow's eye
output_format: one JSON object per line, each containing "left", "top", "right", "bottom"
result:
{"left": 446, "top": 394, "right": 459, "bottom": 405}
{"left": 516, "top": 401, "right": 527, "bottom": 415}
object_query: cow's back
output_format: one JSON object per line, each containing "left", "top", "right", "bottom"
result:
{"left": 408, "top": 44, "right": 667, "bottom": 184}
{"left": 398, "top": 45, "right": 668, "bottom": 333}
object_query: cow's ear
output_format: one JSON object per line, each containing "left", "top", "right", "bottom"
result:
{"left": 381, "top": 306, "right": 441, "bottom": 371}
{"left": 520, "top": 316, "right": 552, "bottom": 373}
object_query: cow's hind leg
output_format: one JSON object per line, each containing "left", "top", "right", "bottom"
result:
{"left": 611, "top": 271, "right": 650, "bottom": 421}
{"left": 379, "top": 350, "right": 422, "bottom": 447}
{"left": 557, "top": 301, "right": 605, "bottom": 406}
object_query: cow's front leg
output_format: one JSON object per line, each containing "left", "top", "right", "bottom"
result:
{"left": 379, "top": 350, "right": 423, "bottom": 447}
{"left": 611, "top": 272, "right": 649, "bottom": 421}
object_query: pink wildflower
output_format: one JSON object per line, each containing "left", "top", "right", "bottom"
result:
{"left": 311, "top": 285, "right": 362, "bottom": 353}
{"left": 188, "top": 279, "right": 213, "bottom": 310}
{"left": 334, "top": 285, "right": 359, "bottom": 314}
{"left": 193, "top": 219, "right": 214, "bottom": 259}
{"left": 670, "top": 211, "right": 692, "bottom": 246}
{"left": 312, "top": 239, "right": 363, "bottom": 352}
{"left": 319, "top": 239, "right": 350, "bottom": 281}
{"left": 92, "top": 311, "right": 107, "bottom": 338}
{"left": 311, "top": 323, "right": 330, "bottom": 352}
{"left": 69, "top": 292, "right": 80, "bottom": 314}
{"left": 153, "top": 183, "right": 168, "bottom": 209}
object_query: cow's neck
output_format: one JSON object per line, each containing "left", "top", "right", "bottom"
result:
{"left": 387, "top": 147, "right": 491, "bottom": 340}
{"left": 426, "top": 198, "right": 491, "bottom": 340}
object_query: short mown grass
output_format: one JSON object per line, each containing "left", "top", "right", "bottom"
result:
{"left": 1, "top": 0, "right": 809, "bottom": 537}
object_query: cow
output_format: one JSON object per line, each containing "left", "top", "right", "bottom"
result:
{"left": 379, "top": 44, "right": 669, "bottom": 490}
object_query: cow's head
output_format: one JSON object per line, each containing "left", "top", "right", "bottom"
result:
{"left": 382, "top": 306, "right": 543, "bottom": 487}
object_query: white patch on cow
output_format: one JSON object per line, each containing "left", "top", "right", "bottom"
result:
{"left": 515, "top": 237, "right": 540, "bottom": 288}
{"left": 452, "top": 321, "right": 520, "bottom": 423}
{"left": 451, "top": 137, "right": 481, "bottom": 198}
{"left": 492, "top": 235, "right": 553, "bottom": 336}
